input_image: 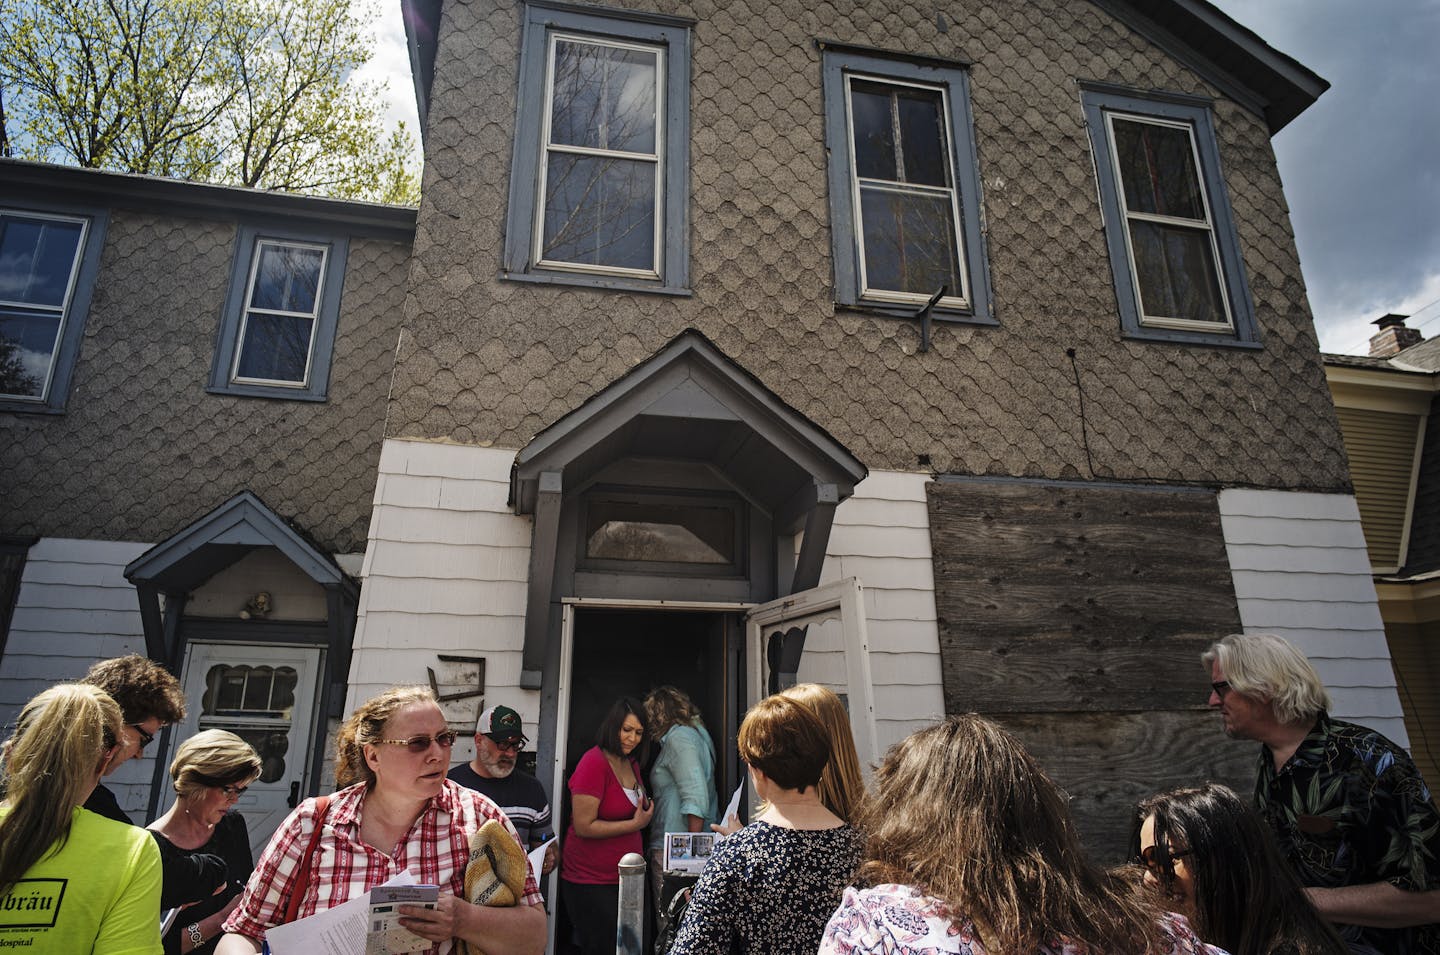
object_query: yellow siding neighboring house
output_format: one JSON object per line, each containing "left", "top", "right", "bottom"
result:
{"left": 1326, "top": 355, "right": 1440, "bottom": 790}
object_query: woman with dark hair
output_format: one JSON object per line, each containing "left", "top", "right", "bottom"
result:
{"left": 820, "top": 715, "right": 1210, "bottom": 955}
{"left": 214, "top": 686, "right": 545, "bottom": 954}
{"left": 0, "top": 683, "right": 162, "bottom": 953}
{"left": 669, "top": 694, "right": 861, "bottom": 954}
{"left": 1134, "top": 783, "right": 1345, "bottom": 955}
{"left": 560, "top": 696, "right": 654, "bottom": 955}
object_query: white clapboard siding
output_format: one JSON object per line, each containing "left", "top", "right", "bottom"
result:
{"left": 349, "top": 440, "right": 536, "bottom": 722}
{"left": 824, "top": 469, "right": 946, "bottom": 752}
{"left": 0, "top": 538, "right": 161, "bottom": 821}
{"left": 1218, "top": 489, "right": 1407, "bottom": 745}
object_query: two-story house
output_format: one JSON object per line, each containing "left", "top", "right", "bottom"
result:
{"left": 0, "top": 0, "right": 1408, "bottom": 884}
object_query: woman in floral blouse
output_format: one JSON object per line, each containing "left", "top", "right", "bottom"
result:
{"left": 820, "top": 715, "right": 1215, "bottom": 955}
{"left": 669, "top": 694, "right": 861, "bottom": 955}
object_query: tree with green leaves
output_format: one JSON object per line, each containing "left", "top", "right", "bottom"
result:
{"left": 0, "top": 0, "right": 419, "bottom": 204}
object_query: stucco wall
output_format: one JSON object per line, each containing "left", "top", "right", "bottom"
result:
{"left": 0, "top": 208, "right": 412, "bottom": 553}
{"left": 390, "top": 0, "right": 1349, "bottom": 492}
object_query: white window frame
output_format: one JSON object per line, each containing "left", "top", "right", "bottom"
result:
{"left": 229, "top": 238, "right": 330, "bottom": 389}
{"left": 843, "top": 73, "right": 971, "bottom": 310}
{"left": 0, "top": 209, "right": 90, "bottom": 404}
{"left": 533, "top": 32, "right": 665, "bottom": 280}
{"left": 1102, "top": 111, "right": 1235, "bottom": 333}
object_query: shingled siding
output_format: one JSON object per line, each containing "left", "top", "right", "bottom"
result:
{"left": 1217, "top": 488, "right": 1407, "bottom": 744}
{"left": 0, "top": 538, "right": 160, "bottom": 822}
{"left": 390, "top": 0, "right": 1348, "bottom": 494}
{"left": 0, "top": 208, "right": 411, "bottom": 554}
{"left": 927, "top": 478, "right": 1252, "bottom": 859}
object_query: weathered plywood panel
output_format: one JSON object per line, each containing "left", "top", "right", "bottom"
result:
{"left": 994, "top": 711, "right": 1255, "bottom": 863}
{"left": 929, "top": 481, "right": 1240, "bottom": 714}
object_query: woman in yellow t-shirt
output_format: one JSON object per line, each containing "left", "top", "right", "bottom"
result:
{"left": 0, "top": 682, "right": 163, "bottom": 954}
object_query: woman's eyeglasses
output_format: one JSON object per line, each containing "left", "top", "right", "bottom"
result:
{"left": 220, "top": 784, "right": 249, "bottom": 800}
{"left": 377, "top": 731, "right": 459, "bottom": 753}
{"left": 1138, "top": 844, "right": 1193, "bottom": 874}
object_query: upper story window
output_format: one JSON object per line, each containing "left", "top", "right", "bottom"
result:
{"left": 504, "top": 2, "right": 691, "bottom": 294}
{"left": 1081, "top": 85, "right": 1259, "bottom": 347}
{"left": 822, "top": 48, "right": 992, "bottom": 323}
{"left": 208, "top": 225, "right": 349, "bottom": 401}
{"left": 0, "top": 203, "right": 107, "bottom": 413}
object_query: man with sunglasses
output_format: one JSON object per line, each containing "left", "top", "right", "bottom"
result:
{"left": 449, "top": 704, "right": 558, "bottom": 877}
{"left": 1204, "top": 633, "right": 1440, "bottom": 955}
{"left": 80, "top": 653, "right": 187, "bottom": 823}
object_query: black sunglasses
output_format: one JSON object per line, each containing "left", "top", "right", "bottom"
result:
{"left": 1138, "top": 844, "right": 1193, "bottom": 873}
{"left": 1211, "top": 680, "right": 1232, "bottom": 698}
{"left": 485, "top": 735, "right": 527, "bottom": 753}
{"left": 130, "top": 724, "right": 156, "bottom": 751}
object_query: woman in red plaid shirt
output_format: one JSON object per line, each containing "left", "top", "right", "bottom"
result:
{"left": 214, "top": 686, "right": 546, "bottom": 954}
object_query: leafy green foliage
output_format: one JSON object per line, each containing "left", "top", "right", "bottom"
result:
{"left": 0, "top": 0, "right": 419, "bottom": 204}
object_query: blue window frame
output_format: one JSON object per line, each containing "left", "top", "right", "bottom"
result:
{"left": 0, "top": 201, "right": 108, "bottom": 413}
{"left": 821, "top": 47, "right": 993, "bottom": 323}
{"left": 1081, "top": 85, "right": 1259, "bottom": 347}
{"left": 208, "top": 225, "right": 349, "bottom": 401}
{"left": 503, "top": 1, "right": 692, "bottom": 295}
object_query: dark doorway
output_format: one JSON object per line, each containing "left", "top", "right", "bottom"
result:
{"left": 555, "top": 606, "right": 743, "bottom": 953}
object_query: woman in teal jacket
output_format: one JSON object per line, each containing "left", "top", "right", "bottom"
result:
{"left": 644, "top": 685, "right": 720, "bottom": 930}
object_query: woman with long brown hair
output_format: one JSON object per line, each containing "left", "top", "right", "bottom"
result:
{"left": 214, "top": 685, "right": 545, "bottom": 954}
{"left": 1134, "top": 784, "right": 1345, "bottom": 955}
{"left": 820, "top": 715, "right": 1210, "bottom": 955}
{"left": 0, "top": 683, "right": 162, "bottom": 953}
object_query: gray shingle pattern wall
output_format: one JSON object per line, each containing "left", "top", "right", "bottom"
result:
{"left": 391, "top": 0, "right": 1349, "bottom": 490}
{"left": 0, "top": 209, "right": 410, "bottom": 552}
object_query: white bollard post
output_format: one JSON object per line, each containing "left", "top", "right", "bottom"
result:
{"left": 616, "top": 851, "right": 646, "bottom": 955}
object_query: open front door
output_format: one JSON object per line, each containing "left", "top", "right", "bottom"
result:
{"left": 745, "top": 578, "right": 878, "bottom": 778}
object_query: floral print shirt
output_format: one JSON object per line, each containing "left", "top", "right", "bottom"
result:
{"left": 1256, "top": 712, "right": 1440, "bottom": 955}
{"left": 670, "top": 820, "right": 861, "bottom": 954}
{"left": 820, "top": 884, "right": 1220, "bottom": 955}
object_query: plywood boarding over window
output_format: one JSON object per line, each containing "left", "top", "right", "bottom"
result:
{"left": 927, "top": 479, "right": 1251, "bottom": 860}
{"left": 1383, "top": 619, "right": 1440, "bottom": 794}
{"left": 1332, "top": 406, "right": 1422, "bottom": 571}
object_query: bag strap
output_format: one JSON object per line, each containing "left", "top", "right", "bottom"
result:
{"left": 281, "top": 795, "right": 331, "bottom": 925}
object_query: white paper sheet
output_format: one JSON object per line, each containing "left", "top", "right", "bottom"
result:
{"left": 718, "top": 783, "right": 743, "bottom": 835}
{"left": 264, "top": 871, "right": 419, "bottom": 955}
{"left": 526, "top": 836, "right": 554, "bottom": 883}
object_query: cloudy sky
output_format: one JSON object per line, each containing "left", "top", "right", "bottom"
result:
{"left": 355, "top": 0, "right": 1439, "bottom": 356}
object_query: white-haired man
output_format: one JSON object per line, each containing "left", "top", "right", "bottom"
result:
{"left": 1204, "top": 632, "right": 1440, "bottom": 954}
{"left": 448, "top": 704, "right": 557, "bottom": 876}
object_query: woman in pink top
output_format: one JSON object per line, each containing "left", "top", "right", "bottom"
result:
{"left": 560, "top": 697, "right": 653, "bottom": 955}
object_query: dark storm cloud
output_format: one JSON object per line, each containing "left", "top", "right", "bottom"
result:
{"left": 1210, "top": 0, "right": 1440, "bottom": 353}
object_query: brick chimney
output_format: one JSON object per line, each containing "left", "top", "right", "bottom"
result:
{"left": 1369, "top": 313, "right": 1421, "bottom": 357}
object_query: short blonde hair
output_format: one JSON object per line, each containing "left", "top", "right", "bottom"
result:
{"left": 170, "top": 729, "right": 262, "bottom": 799}
{"left": 1202, "top": 633, "right": 1331, "bottom": 724}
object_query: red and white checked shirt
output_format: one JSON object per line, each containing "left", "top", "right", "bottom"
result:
{"left": 223, "top": 779, "right": 543, "bottom": 950}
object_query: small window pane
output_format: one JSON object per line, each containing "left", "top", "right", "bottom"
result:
{"left": 235, "top": 313, "right": 315, "bottom": 382}
{"left": 250, "top": 245, "right": 323, "bottom": 313}
{"left": 1113, "top": 119, "right": 1205, "bottom": 221}
{"left": 543, "top": 154, "right": 656, "bottom": 270}
{"left": 586, "top": 501, "right": 736, "bottom": 564}
{"left": 0, "top": 215, "right": 84, "bottom": 308}
{"left": 851, "top": 85, "right": 897, "bottom": 181}
{"left": 859, "top": 186, "right": 962, "bottom": 296}
{"left": 0, "top": 311, "right": 61, "bottom": 398}
{"left": 551, "top": 40, "right": 657, "bottom": 154}
{"left": 897, "top": 89, "right": 947, "bottom": 187}
{"left": 1129, "top": 220, "right": 1226, "bottom": 324}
